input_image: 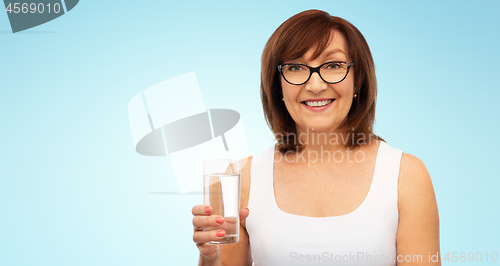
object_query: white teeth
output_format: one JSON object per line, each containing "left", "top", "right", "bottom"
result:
{"left": 305, "top": 99, "right": 333, "bottom": 107}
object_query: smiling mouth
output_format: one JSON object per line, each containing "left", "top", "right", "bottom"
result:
{"left": 301, "top": 99, "right": 334, "bottom": 107}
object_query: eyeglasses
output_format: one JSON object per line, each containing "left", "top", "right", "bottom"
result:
{"left": 278, "top": 61, "right": 354, "bottom": 85}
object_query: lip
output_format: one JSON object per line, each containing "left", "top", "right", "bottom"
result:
{"left": 302, "top": 98, "right": 334, "bottom": 102}
{"left": 301, "top": 98, "right": 335, "bottom": 112}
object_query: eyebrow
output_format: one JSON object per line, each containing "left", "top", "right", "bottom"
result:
{"left": 324, "top": 49, "right": 346, "bottom": 56}
{"left": 288, "top": 49, "right": 347, "bottom": 64}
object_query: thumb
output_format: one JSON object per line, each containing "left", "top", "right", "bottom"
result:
{"left": 239, "top": 208, "right": 250, "bottom": 221}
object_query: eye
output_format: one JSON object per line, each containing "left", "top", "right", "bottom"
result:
{"left": 324, "top": 62, "right": 343, "bottom": 70}
{"left": 285, "top": 65, "right": 305, "bottom": 72}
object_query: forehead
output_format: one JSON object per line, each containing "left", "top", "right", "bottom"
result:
{"left": 300, "top": 30, "right": 348, "bottom": 61}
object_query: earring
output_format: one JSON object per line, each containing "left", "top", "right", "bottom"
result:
{"left": 354, "top": 93, "right": 357, "bottom": 98}
{"left": 282, "top": 98, "right": 285, "bottom": 101}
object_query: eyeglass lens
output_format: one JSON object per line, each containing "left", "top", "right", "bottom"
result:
{"left": 281, "top": 62, "right": 349, "bottom": 84}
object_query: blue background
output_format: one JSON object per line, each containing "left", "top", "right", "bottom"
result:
{"left": 1, "top": 0, "right": 499, "bottom": 265}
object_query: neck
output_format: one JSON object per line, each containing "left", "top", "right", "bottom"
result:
{"left": 295, "top": 126, "right": 354, "bottom": 152}
{"left": 280, "top": 126, "right": 373, "bottom": 165}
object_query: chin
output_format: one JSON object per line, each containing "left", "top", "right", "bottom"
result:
{"left": 302, "top": 124, "right": 336, "bottom": 133}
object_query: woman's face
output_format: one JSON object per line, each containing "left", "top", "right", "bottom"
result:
{"left": 281, "top": 30, "right": 355, "bottom": 135}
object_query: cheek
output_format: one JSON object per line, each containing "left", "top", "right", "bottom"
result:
{"left": 281, "top": 83, "right": 298, "bottom": 100}
{"left": 337, "top": 78, "right": 355, "bottom": 98}
{"left": 333, "top": 86, "right": 353, "bottom": 101}
{"left": 280, "top": 80, "right": 287, "bottom": 98}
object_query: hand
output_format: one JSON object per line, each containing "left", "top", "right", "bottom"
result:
{"left": 192, "top": 205, "right": 250, "bottom": 261}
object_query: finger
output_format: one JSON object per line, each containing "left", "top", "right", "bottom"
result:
{"left": 192, "top": 205, "right": 213, "bottom": 216}
{"left": 193, "top": 229, "right": 226, "bottom": 244}
{"left": 192, "top": 215, "right": 225, "bottom": 229}
{"left": 239, "top": 207, "right": 250, "bottom": 221}
{"left": 197, "top": 243, "right": 221, "bottom": 259}
{"left": 193, "top": 225, "right": 204, "bottom": 232}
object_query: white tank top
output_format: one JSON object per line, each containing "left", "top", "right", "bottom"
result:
{"left": 246, "top": 141, "right": 403, "bottom": 266}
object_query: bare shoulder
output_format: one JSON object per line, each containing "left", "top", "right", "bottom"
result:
{"left": 400, "top": 152, "right": 429, "bottom": 176}
{"left": 240, "top": 156, "right": 253, "bottom": 228}
{"left": 398, "top": 153, "right": 435, "bottom": 204}
{"left": 241, "top": 156, "right": 253, "bottom": 177}
{"left": 397, "top": 152, "right": 441, "bottom": 264}
{"left": 398, "top": 152, "right": 437, "bottom": 212}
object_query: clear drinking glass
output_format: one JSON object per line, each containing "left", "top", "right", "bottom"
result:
{"left": 203, "top": 159, "right": 241, "bottom": 245}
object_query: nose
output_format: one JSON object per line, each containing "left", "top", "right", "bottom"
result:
{"left": 304, "top": 72, "right": 328, "bottom": 94}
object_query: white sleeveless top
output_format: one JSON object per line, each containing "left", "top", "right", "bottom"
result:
{"left": 246, "top": 141, "right": 403, "bottom": 266}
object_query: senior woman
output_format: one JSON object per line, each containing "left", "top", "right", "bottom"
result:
{"left": 192, "top": 9, "right": 440, "bottom": 266}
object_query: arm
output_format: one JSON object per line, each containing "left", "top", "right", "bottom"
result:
{"left": 221, "top": 223, "right": 252, "bottom": 266}
{"left": 196, "top": 208, "right": 250, "bottom": 266}
{"left": 195, "top": 156, "right": 252, "bottom": 266}
{"left": 396, "top": 153, "right": 441, "bottom": 265}
{"left": 221, "top": 156, "right": 253, "bottom": 266}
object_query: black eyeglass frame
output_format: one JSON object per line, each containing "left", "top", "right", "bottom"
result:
{"left": 277, "top": 61, "right": 354, "bottom": 85}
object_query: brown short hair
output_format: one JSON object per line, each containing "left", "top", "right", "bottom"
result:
{"left": 260, "top": 9, "right": 384, "bottom": 153}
